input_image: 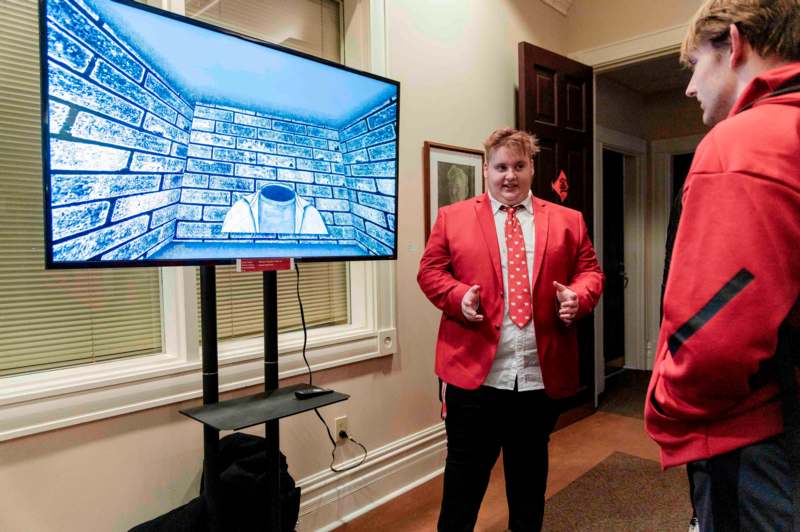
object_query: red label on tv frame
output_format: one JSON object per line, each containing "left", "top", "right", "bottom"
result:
{"left": 236, "top": 258, "right": 293, "bottom": 272}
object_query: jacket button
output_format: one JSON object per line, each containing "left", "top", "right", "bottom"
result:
{"left": 495, "top": 324, "right": 501, "bottom": 330}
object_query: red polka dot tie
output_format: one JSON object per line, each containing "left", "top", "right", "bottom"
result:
{"left": 502, "top": 205, "right": 532, "bottom": 328}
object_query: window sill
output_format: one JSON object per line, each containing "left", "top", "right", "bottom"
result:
{"left": 0, "top": 325, "right": 396, "bottom": 442}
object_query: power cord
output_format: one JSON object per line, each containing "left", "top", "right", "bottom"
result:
{"left": 319, "top": 420, "right": 368, "bottom": 473}
{"left": 294, "top": 260, "right": 312, "bottom": 386}
{"left": 294, "top": 261, "right": 368, "bottom": 473}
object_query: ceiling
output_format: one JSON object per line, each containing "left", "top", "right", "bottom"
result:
{"left": 83, "top": 0, "right": 396, "bottom": 128}
{"left": 599, "top": 53, "right": 691, "bottom": 95}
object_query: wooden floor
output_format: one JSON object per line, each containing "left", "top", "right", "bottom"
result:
{"left": 335, "top": 411, "right": 661, "bottom": 532}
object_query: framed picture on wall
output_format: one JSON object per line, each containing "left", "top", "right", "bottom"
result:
{"left": 423, "top": 141, "right": 484, "bottom": 239}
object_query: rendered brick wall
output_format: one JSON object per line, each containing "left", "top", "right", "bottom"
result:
{"left": 46, "top": 0, "right": 399, "bottom": 260}
{"left": 177, "top": 98, "right": 399, "bottom": 255}
{"left": 339, "top": 100, "right": 398, "bottom": 255}
{"left": 176, "top": 104, "right": 353, "bottom": 245}
{"left": 46, "top": 0, "right": 192, "bottom": 262}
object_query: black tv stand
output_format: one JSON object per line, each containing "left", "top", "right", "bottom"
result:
{"left": 180, "top": 265, "right": 348, "bottom": 531}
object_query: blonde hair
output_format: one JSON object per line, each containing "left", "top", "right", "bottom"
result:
{"left": 681, "top": 0, "right": 800, "bottom": 65}
{"left": 483, "top": 128, "right": 540, "bottom": 162}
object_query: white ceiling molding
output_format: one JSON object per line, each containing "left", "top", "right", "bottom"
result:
{"left": 541, "top": 0, "right": 573, "bottom": 16}
{"left": 569, "top": 23, "right": 686, "bottom": 70}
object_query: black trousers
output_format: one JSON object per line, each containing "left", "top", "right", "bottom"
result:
{"left": 438, "top": 384, "right": 559, "bottom": 532}
{"left": 687, "top": 434, "right": 793, "bottom": 532}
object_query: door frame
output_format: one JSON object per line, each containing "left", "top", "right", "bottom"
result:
{"left": 593, "top": 125, "right": 647, "bottom": 400}
{"left": 645, "top": 134, "right": 704, "bottom": 368}
{"left": 570, "top": 23, "right": 686, "bottom": 72}
{"left": 572, "top": 29, "right": 686, "bottom": 405}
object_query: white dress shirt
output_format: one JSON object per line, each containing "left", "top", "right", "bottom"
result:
{"left": 483, "top": 191, "right": 544, "bottom": 391}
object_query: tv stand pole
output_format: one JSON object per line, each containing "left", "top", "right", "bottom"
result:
{"left": 199, "top": 265, "right": 221, "bottom": 531}
{"left": 263, "top": 270, "right": 281, "bottom": 531}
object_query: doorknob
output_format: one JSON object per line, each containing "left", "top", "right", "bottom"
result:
{"left": 618, "top": 262, "right": 629, "bottom": 289}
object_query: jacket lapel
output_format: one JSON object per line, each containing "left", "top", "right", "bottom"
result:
{"left": 475, "top": 193, "right": 503, "bottom": 288}
{"left": 531, "top": 196, "right": 549, "bottom": 290}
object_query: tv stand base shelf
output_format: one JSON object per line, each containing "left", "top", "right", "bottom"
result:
{"left": 181, "top": 383, "right": 348, "bottom": 431}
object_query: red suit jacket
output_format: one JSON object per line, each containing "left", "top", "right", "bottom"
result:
{"left": 418, "top": 193, "right": 604, "bottom": 399}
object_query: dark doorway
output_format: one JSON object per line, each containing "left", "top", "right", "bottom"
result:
{"left": 660, "top": 151, "right": 695, "bottom": 320}
{"left": 602, "top": 149, "right": 625, "bottom": 376}
{"left": 671, "top": 152, "right": 693, "bottom": 200}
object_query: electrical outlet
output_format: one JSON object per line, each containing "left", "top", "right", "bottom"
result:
{"left": 335, "top": 416, "right": 348, "bottom": 440}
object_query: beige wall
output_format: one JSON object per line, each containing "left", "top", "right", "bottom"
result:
{"left": 566, "top": 0, "right": 703, "bottom": 54}
{"left": 596, "top": 77, "right": 646, "bottom": 138}
{"left": 387, "top": 0, "right": 568, "bottom": 147}
{"left": 0, "top": 2, "right": 715, "bottom": 531}
{"left": 643, "top": 88, "right": 707, "bottom": 140}
{"left": 596, "top": 81, "right": 707, "bottom": 142}
{"left": 0, "top": 2, "right": 568, "bottom": 531}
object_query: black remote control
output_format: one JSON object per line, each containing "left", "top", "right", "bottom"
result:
{"left": 294, "top": 386, "right": 333, "bottom": 399}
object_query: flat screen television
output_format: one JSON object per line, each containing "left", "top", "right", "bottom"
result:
{"left": 39, "top": 0, "right": 400, "bottom": 268}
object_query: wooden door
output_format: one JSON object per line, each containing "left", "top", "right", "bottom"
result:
{"left": 518, "top": 42, "right": 596, "bottom": 413}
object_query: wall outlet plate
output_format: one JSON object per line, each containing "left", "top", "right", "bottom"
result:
{"left": 335, "top": 415, "right": 348, "bottom": 440}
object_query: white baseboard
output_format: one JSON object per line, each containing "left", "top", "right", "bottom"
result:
{"left": 296, "top": 422, "right": 447, "bottom": 531}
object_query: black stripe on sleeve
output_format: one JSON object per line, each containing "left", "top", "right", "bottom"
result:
{"left": 667, "top": 268, "right": 755, "bottom": 358}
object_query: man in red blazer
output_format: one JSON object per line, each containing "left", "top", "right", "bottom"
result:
{"left": 418, "top": 128, "right": 603, "bottom": 531}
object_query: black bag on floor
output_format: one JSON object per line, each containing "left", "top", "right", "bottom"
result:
{"left": 129, "top": 497, "right": 206, "bottom": 532}
{"left": 216, "top": 432, "right": 301, "bottom": 532}
{"left": 131, "top": 432, "right": 300, "bottom": 532}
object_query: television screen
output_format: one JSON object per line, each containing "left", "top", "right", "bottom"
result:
{"left": 40, "top": 0, "right": 400, "bottom": 268}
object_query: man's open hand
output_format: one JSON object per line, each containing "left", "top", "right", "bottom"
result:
{"left": 461, "top": 284, "right": 484, "bottom": 322}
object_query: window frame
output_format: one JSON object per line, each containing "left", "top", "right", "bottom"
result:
{"left": 0, "top": 0, "right": 396, "bottom": 442}
{"left": 0, "top": 262, "right": 396, "bottom": 442}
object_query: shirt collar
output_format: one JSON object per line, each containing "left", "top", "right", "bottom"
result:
{"left": 488, "top": 190, "right": 533, "bottom": 215}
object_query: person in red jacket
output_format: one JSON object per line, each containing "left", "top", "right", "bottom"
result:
{"left": 644, "top": 1, "right": 800, "bottom": 530}
{"left": 418, "top": 128, "right": 603, "bottom": 531}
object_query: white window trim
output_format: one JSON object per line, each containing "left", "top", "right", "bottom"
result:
{"left": 0, "top": 0, "right": 396, "bottom": 442}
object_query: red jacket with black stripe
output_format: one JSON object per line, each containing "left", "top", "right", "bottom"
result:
{"left": 645, "top": 63, "right": 800, "bottom": 468}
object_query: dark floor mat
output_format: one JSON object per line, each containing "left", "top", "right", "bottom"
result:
{"left": 598, "top": 370, "right": 651, "bottom": 419}
{"left": 543, "top": 452, "right": 691, "bottom": 532}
